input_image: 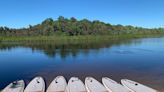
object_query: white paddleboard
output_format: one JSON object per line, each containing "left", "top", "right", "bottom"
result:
{"left": 85, "top": 77, "right": 108, "bottom": 92}
{"left": 2, "top": 80, "right": 25, "bottom": 92}
{"left": 67, "top": 77, "right": 87, "bottom": 92}
{"left": 121, "top": 79, "right": 159, "bottom": 92}
{"left": 102, "top": 77, "right": 129, "bottom": 92}
{"left": 47, "top": 76, "right": 67, "bottom": 92}
{"left": 24, "top": 77, "right": 45, "bottom": 92}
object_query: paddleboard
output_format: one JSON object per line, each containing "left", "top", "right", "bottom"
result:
{"left": 2, "top": 80, "right": 25, "bottom": 92}
{"left": 121, "top": 79, "right": 159, "bottom": 92}
{"left": 102, "top": 77, "right": 129, "bottom": 92}
{"left": 85, "top": 77, "right": 108, "bottom": 92}
{"left": 47, "top": 76, "right": 67, "bottom": 92}
{"left": 67, "top": 77, "right": 87, "bottom": 92}
{"left": 24, "top": 76, "right": 45, "bottom": 92}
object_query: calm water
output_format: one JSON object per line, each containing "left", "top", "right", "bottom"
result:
{"left": 0, "top": 37, "right": 164, "bottom": 91}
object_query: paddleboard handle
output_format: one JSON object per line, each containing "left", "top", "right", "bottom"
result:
{"left": 13, "top": 81, "right": 18, "bottom": 85}
{"left": 55, "top": 80, "right": 58, "bottom": 83}
{"left": 71, "top": 77, "right": 80, "bottom": 82}
{"left": 36, "top": 79, "right": 40, "bottom": 83}
{"left": 11, "top": 81, "right": 20, "bottom": 88}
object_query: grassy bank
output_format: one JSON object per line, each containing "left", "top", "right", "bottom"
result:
{"left": 0, "top": 34, "right": 164, "bottom": 44}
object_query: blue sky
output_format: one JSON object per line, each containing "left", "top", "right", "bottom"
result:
{"left": 0, "top": 0, "right": 163, "bottom": 28}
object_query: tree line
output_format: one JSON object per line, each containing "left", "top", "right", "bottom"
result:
{"left": 0, "top": 16, "right": 164, "bottom": 36}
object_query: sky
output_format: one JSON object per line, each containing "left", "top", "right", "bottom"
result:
{"left": 0, "top": 0, "right": 163, "bottom": 28}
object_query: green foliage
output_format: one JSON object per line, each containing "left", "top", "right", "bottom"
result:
{"left": 0, "top": 16, "right": 164, "bottom": 36}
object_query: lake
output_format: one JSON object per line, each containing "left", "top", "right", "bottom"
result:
{"left": 0, "top": 37, "right": 164, "bottom": 91}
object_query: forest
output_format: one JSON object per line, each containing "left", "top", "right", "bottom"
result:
{"left": 0, "top": 16, "right": 164, "bottom": 37}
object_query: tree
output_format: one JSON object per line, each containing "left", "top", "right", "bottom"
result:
{"left": 0, "top": 16, "right": 164, "bottom": 36}
{"left": 70, "top": 17, "right": 77, "bottom": 22}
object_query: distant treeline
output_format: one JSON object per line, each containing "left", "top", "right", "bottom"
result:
{"left": 0, "top": 16, "right": 164, "bottom": 36}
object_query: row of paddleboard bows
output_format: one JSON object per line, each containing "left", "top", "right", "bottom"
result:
{"left": 1, "top": 76, "right": 159, "bottom": 92}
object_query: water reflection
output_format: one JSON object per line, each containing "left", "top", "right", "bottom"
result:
{"left": 0, "top": 39, "right": 141, "bottom": 58}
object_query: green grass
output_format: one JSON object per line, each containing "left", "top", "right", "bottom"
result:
{"left": 0, "top": 34, "right": 163, "bottom": 45}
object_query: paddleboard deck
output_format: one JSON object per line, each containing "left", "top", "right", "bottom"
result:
{"left": 121, "top": 79, "right": 159, "bottom": 92}
{"left": 24, "top": 76, "right": 45, "bottom": 92}
{"left": 47, "top": 76, "right": 67, "bottom": 92}
{"left": 67, "top": 77, "right": 87, "bottom": 92}
{"left": 85, "top": 77, "right": 108, "bottom": 92}
{"left": 2, "top": 80, "right": 25, "bottom": 92}
{"left": 102, "top": 77, "right": 129, "bottom": 92}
